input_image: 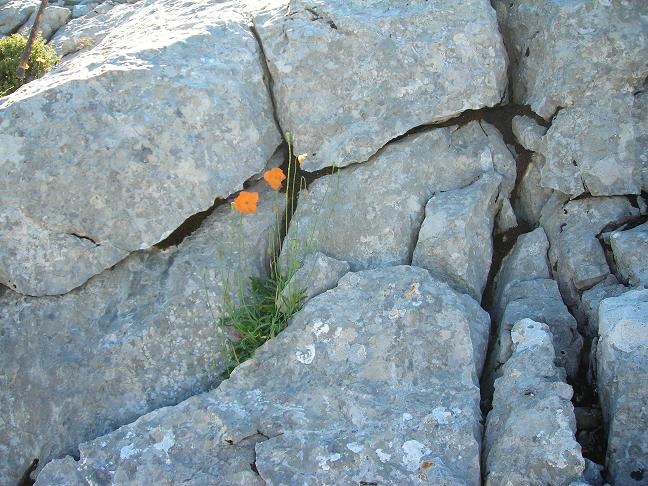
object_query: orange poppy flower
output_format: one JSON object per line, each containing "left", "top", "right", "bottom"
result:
{"left": 263, "top": 167, "right": 286, "bottom": 190}
{"left": 232, "top": 191, "right": 259, "bottom": 214}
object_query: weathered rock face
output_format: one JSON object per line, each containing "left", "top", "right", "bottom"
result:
{"left": 0, "top": 0, "right": 37, "bottom": 35}
{"left": 49, "top": 1, "right": 137, "bottom": 57}
{"left": 18, "top": 5, "right": 71, "bottom": 40}
{"left": 36, "top": 266, "right": 490, "bottom": 485}
{"left": 581, "top": 275, "right": 626, "bottom": 338}
{"left": 0, "top": 0, "right": 280, "bottom": 296}
{"left": 484, "top": 319, "right": 585, "bottom": 485}
{"left": 254, "top": 0, "right": 507, "bottom": 171}
{"left": 281, "top": 121, "right": 515, "bottom": 273}
{"left": 279, "top": 251, "right": 349, "bottom": 309}
{"left": 540, "top": 195, "right": 639, "bottom": 313}
{"left": 494, "top": 0, "right": 647, "bottom": 121}
{"left": 495, "top": 0, "right": 648, "bottom": 198}
{"left": 597, "top": 290, "right": 648, "bottom": 485}
{"left": 412, "top": 171, "right": 502, "bottom": 302}
{"left": 485, "top": 228, "right": 581, "bottom": 391}
{"left": 0, "top": 187, "right": 283, "bottom": 485}
{"left": 610, "top": 221, "right": 648, "bottom": 288}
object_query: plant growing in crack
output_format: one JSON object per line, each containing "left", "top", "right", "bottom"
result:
{"left": 215, "top": 132, "right": 340, "bottom": 377}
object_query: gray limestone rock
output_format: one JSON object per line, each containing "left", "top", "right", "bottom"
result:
{"left": 18, "top": 5, "right": 71, "bottom": 40}
{"left": 254, "top": 0, "right": 508, "bottom": 171}
{"left": 492, "top": 227, "right": 551, "bottom": 318}
{"left": 0, "top": 0, "right": 37, "bottom": 35}
{"left": 0, "top": 0, "right": 281, "bottom": 296}
{"left": 512, "top": 114, "right": 546, "bottom": 153}
{"left": 494, "top": 0, "right": 647, "bottom": 121}
{"left": 281, "top": 121, "right": 515, "bottom": 274}
{"left": 540, "top": 195, "right": 639, "bottom": 312}
{"left": 0, "top": 187, "right": 283, "bottom": 485}
{"left": 610, "top": 221, "right": 648, "bottom": 288}
{"left": 489, "top": 278, "right": 581, "bottom": 385}
{"left": 495, "top": 0, "right": 648, "bottom": 197}
{"left": 580, "top": 275, "right": 627, "bottom": 337}
{"left": 49, "top": 1, "right": 136, "bottom": 56}
{"left": 495, "top": 198, "right": 518, "bottom": 236}
{"left": 514, "top": 152, "right": 553, "bottom": 226}
{"left": 278, "top": 251, "right": 349, "bottom": 310}
{"left": 37, "top": 266, "right": 490, "bottom": 485}
{"left": 412, "top": 171, "right": 502, "bottom": 302}
{"left": 597, "top": 290, "right": 648, "bottom": 486}
{"left": 538, "top": 91, "right": 644, "bottom": 197}
{"left": 484, "top": 319, "right": 585, "bottom": 486}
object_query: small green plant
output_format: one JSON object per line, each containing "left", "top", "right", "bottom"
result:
{"left": 216, "top": 133, "right": 310, "bottom": 377}
{"left": 0, "top": 33, "right": 59, "bottom": 96}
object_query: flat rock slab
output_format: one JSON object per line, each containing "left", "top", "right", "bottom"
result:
{"left": 37, "top": 265, "right": 491, "bottom": 485}
{"left": 484, "top": 319, "right": 585, "bottom": 485}
{"left": 597, "top": 289, "right": 648, "bottom": 486}
{"left": 0, "top": 0, "right": 280, "bottom": 296}
{"left": 254, "top": 0, "right": 507, "bottom": 171}
{"left": 281, "top": 121, "right": 515, "bottom": 273}
{"left": 0, "top": 187, "right": 282, "bottom": 485}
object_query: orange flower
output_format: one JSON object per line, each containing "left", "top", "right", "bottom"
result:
{"left": 297, "top": 153, "right": 308, "bottom": 167}
{"left": 263, "top": 167, "right": 286, "bottom": 190}
{"left": 232, "top": 191, "right": 259, "bottom": 214}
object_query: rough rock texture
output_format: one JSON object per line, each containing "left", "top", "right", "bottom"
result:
{"left": 0, "top": 0, "right": 37, "bottom": 35}
{"left": 18, "top": 5, "right": 71, "bottom": 40}
{"left": 512, "top": 114, "right": 546, "bottom": 153}
{"left": 495, "top": 0, "right": 648, "bottom": 197}
{"left": 597, "top": 290, "right": 648, "bottom": 485}
{"left": 494, "top": 0, "right": 647, "bottom": 121}
{"left": 485, "top": 228, "right": 581, "bottom": 392}
{"left": 37, "top": 266, "right": 490, "bottom": 485}
{"left": 540, "top": 195, "right": 639, "bottom": 315}
{"left": 49, "top": 1, "right": 137, "bottom": 57}
{"left": 0, "top": 187, "right": 283, "bottom": 485}
{"left": 610, "top": 221, "right": 648, "bottom": 288}
{"left": 279, "top": 251, "right": 349, "bottom": 309}
{"left": 495, "top": 198, "right": 518, "bottom": 236}
{"left": 282, "top": 121, "right": 515, "bottom": 273}
{"left": 537, "top": 92, "right": 644, "bottom": 197}
{"left": 514, "top": 152, "right": 553, "bottom": 226}
{"left": 412, "top": 172, "right": 502, "bottom": 302}
{"left": 0, "top": 0, "right": 280, "bottom": 296}
{"left": 581, "top": 275, "right": 627, "bottom": 337}
{"left": 254, "top": 0, "right": 508, "bottom": 171}
{"left": 484, "top": 319, "right": 585, "bottom": 486}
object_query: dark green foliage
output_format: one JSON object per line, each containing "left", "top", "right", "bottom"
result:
{"left": 0, "top": 34, "right": 59, "bottom": 96}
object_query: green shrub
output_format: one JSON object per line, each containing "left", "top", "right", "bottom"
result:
{"left": 0, "top": 33, "right": 59, "bottom": 96}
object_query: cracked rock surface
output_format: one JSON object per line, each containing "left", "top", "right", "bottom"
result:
{"left": 0, "top": 187, "right": 282, "bottom": 485}
{"left": 484, "top": 319, "right": 585, "bottom": 486}
{"left": 36, "top": 265, "right": 490, "bottom": 485}
{"left": 597, "top": 290, "right": 648, "bottom": 485}
{"left": 0, "top": 0, "right": 280, "bottom": 296}
{"left": 253, "top": 0, "right": 507, "bottom": 171}
{"left": 281, "top": 121, "right": 515, "bottom": 273}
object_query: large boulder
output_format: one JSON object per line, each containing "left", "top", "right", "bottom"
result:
{"left": 0, "top": 0, "right": 281, "bottom": 296}
{"left": 281, "top": 121, "right": 515, "bottom": 274}
{"left": 254, "top": 0, "right": 507, "bottom": 171}
{"left": 0, "top": 187, "right": 283, "bottom": 485}
{"left": 494, "top": 0, "right": 648, "bottom": 197}
{"left": 597, "top": 290, "right": 648, "bottom": 485}
{"left": 37, "top": 266, "right": 491, "bottom": 485}
{"left": 484, "top": 319, "right": 585, "bottom": 485}
{"left": 18, "top": 5, "right": 71, "bottom": 40}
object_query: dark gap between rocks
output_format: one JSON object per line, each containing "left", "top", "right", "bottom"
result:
{"left": 17, "top": 458, "right": 38, "bottom": 486}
